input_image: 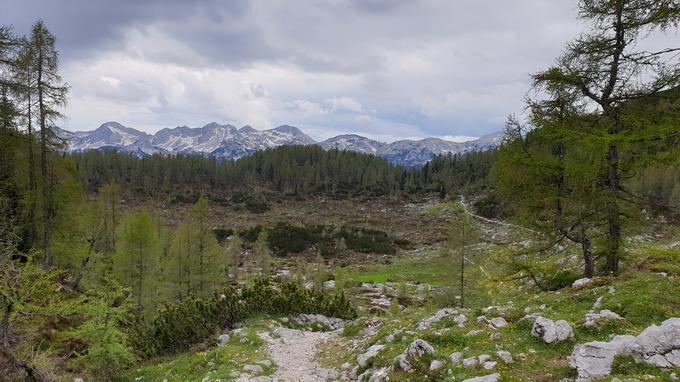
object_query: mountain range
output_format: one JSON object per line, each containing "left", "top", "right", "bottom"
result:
{"left": 55, "top": 121, "right": 503, "bottom": 167}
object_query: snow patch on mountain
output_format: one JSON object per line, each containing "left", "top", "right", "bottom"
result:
{"left": 59, "top": 122, "right": 501, "bottom": 166}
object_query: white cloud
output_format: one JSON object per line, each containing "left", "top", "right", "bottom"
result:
{"left": 327, "top": 97, "right": 363, "bottom": 113}
{"left": 22, "top": 0, "right": 675, "bottom": 139}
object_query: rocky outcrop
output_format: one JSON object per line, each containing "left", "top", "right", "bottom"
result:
{"left": 531, "top": 317, "right": 574, "bottom": 343}
{"left": 569, "top": 335, "right": 637, "bottom": 381}
{"left": 630, "top": 317, "right": 680, "bottom": 367}
{"left": 570, "top": 318, "right": 680, "bottom": 381}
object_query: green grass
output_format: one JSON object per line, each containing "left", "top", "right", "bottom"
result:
{"left": 342, "top": 251, "right": 454, "bottom": 286}
{"left": 319, "top": 242, "right": 680, "bottom": 382}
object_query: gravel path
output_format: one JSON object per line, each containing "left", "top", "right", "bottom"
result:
{"left": 264, "top": 327, "right": 340, "bottom": 382}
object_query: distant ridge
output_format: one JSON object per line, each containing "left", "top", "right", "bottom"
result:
{"left": 59, "top": 122, "right": 503, "bottom": 167}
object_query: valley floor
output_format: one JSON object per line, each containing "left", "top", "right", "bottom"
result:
{"left": 115, "top": 199, "right": 680, "bottom": 382}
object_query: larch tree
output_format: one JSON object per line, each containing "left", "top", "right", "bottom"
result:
{"left": 115, "top": 209, "right": 159, "bottom": 311}
{"left": 255, "top": 230, "right": 272, "bottom": 277}
{"left": 29, "top": 20, "right": 68, "bottom": 267}
{"left": 532, "top": 0, "right": 680, "bottom": 274}
{"left": 447, "top": 204, "right": 480, "bottom": 308}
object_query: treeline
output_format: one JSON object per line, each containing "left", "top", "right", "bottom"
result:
{"left": 69, "top": 144, "right": 500, "bottom": 202}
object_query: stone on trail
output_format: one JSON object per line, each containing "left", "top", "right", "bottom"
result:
{"left": 243, "top": 364, "right": 264, "bottom": 374}
{"left": 531, "top": 316, "right": 574, "bottom": 343}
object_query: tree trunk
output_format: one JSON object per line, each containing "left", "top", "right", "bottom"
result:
{"left": 37, "top": 44, "right": 52, "bottom": 268}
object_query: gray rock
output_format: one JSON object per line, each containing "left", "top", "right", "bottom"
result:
{"left": 395, "top": 354, "right": 412, "bottom": 371}
{"left": 368, "top": 367, "right": 390, "bottom": 382}
{"left": 583, "top": 310, "right": 623, "bottom": 328}
{"left": 592, "top": 296, "right": 604, "bottom": 310}
{"left": 257, "top": 359, "right": 272, "bottom": 367}
{"left": 466, "top": 329, "right": 484, "bottom": 336}
{"left": 417, "top": 308, "right": 458, "bottom": 330}
{"left": 630, "top": 317, "right": 680, "bottom": 367}
{"left": 497, "top": 350, "right": 513, "bottom": 364}
{"left": 482, "top": 361, "right": 497, "bottom": 370}
{"left": 450, "top": 351, "right": 464, "bottom": 364}
{"left": 461, "top": 373, "right": 501, "bottom": 382}
{"left": 430, "top": 359, "right": 445, "bottom": 371}
{"left": 463, "top": 357, "right": 479, "bottom": 368}
{"left": 293, "top": 313, "right": 347, "bottom": 330}
{"left": 323, "top": 280, "right": 336, "bottom": 290}
{"left": 405, "top": 338, "right": 435, "bottom": 358}
{"left": 249, "top": 378, "right": 272, "bottom": 382}
{"left": 478, "top": 354, "right": 492, "bottom": 363}
{"left": 218, "top": 334, "right": 230, "bottom": 346}
{"left": 489, "top": 332, "right": 502, "bottom": 340}
{"left": 519, "top": 313, "right": 542, "bottom": 323}
{"left": 243, "top": 364, "right": 264, "bottom": 374}
{"left": 569, "top": 335, "right": 636, "bottom": 381}
{"left": 489, "top": 317, "right": 508, "bottom": 329}
{"left": 572, "top": 278, "right": 592, "bottom": 288}
{"left": 455, "top": 314, "right": 468, "bottom": 327}
{"left": 357, "top": 344, "right": 385, "bottom": 367}
{"left": 532, "top": 317, "right": 574, "bottom": 343}
{"left": 74, "top": 379, "right": 84, "bottom": 382}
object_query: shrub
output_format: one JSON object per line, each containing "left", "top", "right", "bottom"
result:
{"left": 128, "top": 279, "right": 356, "bottom": 358}
{"left": 212, "top": 228, "right": 234, "bottom": 244}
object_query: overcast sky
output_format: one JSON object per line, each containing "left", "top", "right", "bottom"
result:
{"left": 1, "top": 0, "right": 675, "bottom": 142}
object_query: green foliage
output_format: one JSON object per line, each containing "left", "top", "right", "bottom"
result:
{"left": 129, "top": 279, "right": 356, "bottom": 358}
{"left": 115, "top": 209, "right": 160, "bottom": 311}
{"left": 212, "top": 227, "right": 233, "bottom": 244}
{"left": 67, "top": 276, "right": 136, "bottom": 379}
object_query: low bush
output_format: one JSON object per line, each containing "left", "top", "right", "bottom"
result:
{"left": 128, "top": 279, "right": 356, "bottom": 358}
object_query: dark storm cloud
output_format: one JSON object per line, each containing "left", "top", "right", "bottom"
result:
{"left": 1, "top": 0, "right": 258, "bottom": 63}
